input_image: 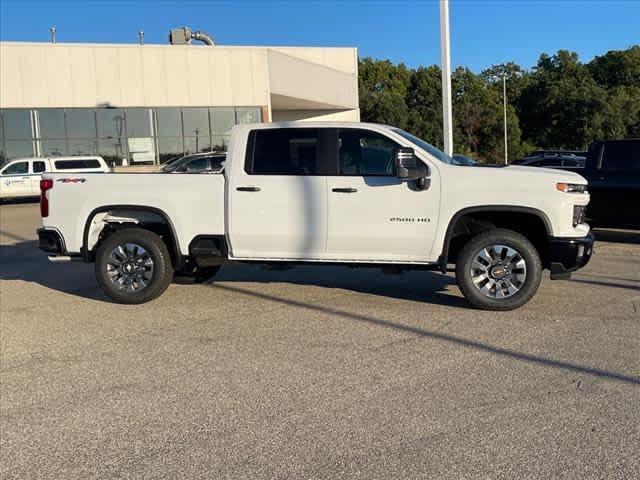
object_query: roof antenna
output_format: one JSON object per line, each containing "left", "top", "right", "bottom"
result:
{"left": 138, "top": 30, "right": 145, "bottom": 45}
{"left": 50, "top": 26, "right": 57, "bottom": 44}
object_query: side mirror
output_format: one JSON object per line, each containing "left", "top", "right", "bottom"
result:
{"left": 395, "top": 147, "right": 428, "bottom": 181}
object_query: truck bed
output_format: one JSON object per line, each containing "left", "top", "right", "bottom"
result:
{"left": 42, "top": 172, "right": 226, "bottom": 255}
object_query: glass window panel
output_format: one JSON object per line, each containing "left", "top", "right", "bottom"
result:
{"left": 3, "top": 109, "right": 33, "bottom": 139}
{"left": 33, "top": 161, "right": 46, "bottom": 173}
{"left": 66, "top": 109, "right": 96, "bottom": 138}
{"left": 41, "top": 139, "right": 67, "bottom": 157}
{"left": 156, "top": 108, "right": 182, "bottom": 137}
{"left": 67, "top": 138, "right": 97, "bottom": 156}
{"left": 126, "top": 108, "right": 153, "bottom": 137}
{"left": 211, "top": 108, "right": 235, "bottom": 136}
{"left": 38, "top": 109, "right": 65, "bottom": 138}
{"left": 97, "top": 109, "right": 125, "bottom": 138}
{"left": 182, "top": 108, "right": 209, "bottom": 138}
{"left": 235, "top": 107, "right": 261, "bottom": 125}
{"left": 250, "top": 129, "right": 320, "bottom": 175}
{"left": 212, "top": 135, "right": 230, "bottom": 152}
{"left": 184, "top": 136, "right": 211, "bottom": 155}
{"left": 97, "top": 138, "right": 127, "bottom": 167}
{"left": 338, "top": 129, "right": 397, "bottom": 176}
{"left": 2, "top": 161, "right": 29, "bottom": 175}
{"left": 158, "top": 137, "right": 183, "bottom": 164}
{"left": 5, "top": 140, "right": 34, "bottom": 159}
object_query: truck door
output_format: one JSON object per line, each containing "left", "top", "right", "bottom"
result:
{"left": 30, "top": 160, "right": 47, "bottom": 194}
{"left": 588, "top": 141, "right": 640, "bottom": 227}
{"left": 227, "top": 128, "right": 331, "bottom": 260}
{"left": 326, "top": 128, "right": 439, "bottom": 262}
{"left": 0, "top": 160, "right": 32, "bottom": 198}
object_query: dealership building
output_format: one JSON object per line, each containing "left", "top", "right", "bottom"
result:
{"left": 0, "top": 38, "right": 359, "bottom": 165}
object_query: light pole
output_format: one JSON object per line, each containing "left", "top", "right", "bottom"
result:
{"left": 439, "top": 0, "right": 453, "bottom": 156}
{"left": 502, "top": 66, "right": 508, "bottom": 165}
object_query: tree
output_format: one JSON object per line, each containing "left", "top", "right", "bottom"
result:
{"left": 358, "top": 58, "right": 410, "bottom": 128}
{"left": 405, "top": 65, "right": 443, "bottom": 148}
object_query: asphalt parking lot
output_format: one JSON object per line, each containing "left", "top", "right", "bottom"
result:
{"left": 1, "top": 201, "right": 639, "bottom": 479}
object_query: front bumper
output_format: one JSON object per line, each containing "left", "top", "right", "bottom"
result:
{"left": 37, "top": 228, "right": 66, "bottom": 255}
{"left": 548, "top": 232, "right": 594, "bottom": 280}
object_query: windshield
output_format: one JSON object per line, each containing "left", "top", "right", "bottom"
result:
{"left": 392, "top": 128, "right": 453, "bottom": 164}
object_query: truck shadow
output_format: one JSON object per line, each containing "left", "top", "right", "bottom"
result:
{"left": 0, "top": 240, "right": 465, "bottom": 307}
{"left": 0, "top": 240, "right": 107, "bottom": 301}
{"left": 215, "top": 264, "right": 467, "bottom": 308}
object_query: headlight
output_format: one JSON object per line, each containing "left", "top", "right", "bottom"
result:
{"left": 556, "top": 182, "right": 588, "bottom": 193}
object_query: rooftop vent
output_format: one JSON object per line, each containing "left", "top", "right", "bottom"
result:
{"left": 169, "top": 27, "right": 215, "bottom": 46}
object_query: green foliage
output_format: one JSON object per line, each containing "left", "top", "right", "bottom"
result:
{"left": 358, "top": 45, "right": 640, "bottom": 163}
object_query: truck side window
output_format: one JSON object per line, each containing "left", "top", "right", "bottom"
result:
{"left": 602, "top": 142, "right": 640, "bottom": 171}
{"left": 1, "top": 162, "right": 28, "bottom": 175}
{"left": 33, "top": 161, "right": 46, "bottom": 173}
{"left": 338, "top": 129, "right": 397, "bottom": 176}
{"left": 249, "top": 129, "right": 323, "bottom": 175}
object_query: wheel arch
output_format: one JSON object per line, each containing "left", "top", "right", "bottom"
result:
{"left": 438, "top": 205, "right": 553, "bottom": 271}
{"left": 81, "top": 204, "right": 183, "bottom": 268}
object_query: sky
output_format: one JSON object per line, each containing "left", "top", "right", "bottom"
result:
{"left": 1, "top": 0, "right": 638, "bottom": 72}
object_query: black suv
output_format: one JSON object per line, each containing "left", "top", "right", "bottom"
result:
{"left": 582, "top": 139, "right": 640, "bottom": 228}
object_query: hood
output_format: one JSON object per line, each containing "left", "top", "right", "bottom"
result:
{"left": 504, "top": 165, "right": 588, "bottom": 184}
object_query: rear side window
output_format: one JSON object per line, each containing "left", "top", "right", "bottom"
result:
{"left": 247, "top": 129, "right": 335, "bottom": 175}
{"left": 601, "top": 142, "right": 640, "bottom": 171}
{"left": 54, "top": 159, "right": 101, "bottom": 169}
{"left": 33, "top": 161, "right": 46, "bottom": 173}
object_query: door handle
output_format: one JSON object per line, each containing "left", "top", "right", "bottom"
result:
{"left": 332, "top": 187, "right": 358, "bottom": 193}
{"left": 236, "top": 186, "right": 261, "bottom": 192}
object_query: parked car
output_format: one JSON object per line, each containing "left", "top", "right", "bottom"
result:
{"left": 0, "top": 156, "right": 109, "bottom": 200}
{"left": 512, "top": 154, "right": 586, "bottom": 170}
{"left": 38, "top": 122, "right": 593, "bottom": 310}
{"left": 162, "top": 152, "right": 226, "bottom": 173}
{"left": 581, "top": 139, "right": 640, "bottom": 228}
{"left": 451, "top": 154, "right": 477, "bottom": 166}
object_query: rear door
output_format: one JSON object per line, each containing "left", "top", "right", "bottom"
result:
{"left": 227, "top": 128, "right": 332, "bottom": 260}
{"left": 326, "top": 128, "right": 439, "bottom": 262}
{"left": 0, "top": 160, "right": 32, "bottom": 198}
{"left": 30, "top": 159, "right": 47, "bottom": 194}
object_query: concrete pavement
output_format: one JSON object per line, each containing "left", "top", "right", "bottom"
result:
{"left": 1, "top": 202, "right": 639, "bottom": 479}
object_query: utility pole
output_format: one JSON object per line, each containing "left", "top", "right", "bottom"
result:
{"left": 439, "top": 0, "right": 453, "bottom": 156}
{"left": 502, "top": 67, "right": 508, "bottom": 165}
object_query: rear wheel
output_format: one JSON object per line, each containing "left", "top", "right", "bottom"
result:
{"left": 95, "top": 228, "right": 173, "bottom": 304}
{"left": 456, "top": 228, "right": 542, "bottom": 310}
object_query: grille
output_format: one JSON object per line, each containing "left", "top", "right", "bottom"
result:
{"left": 573, "top": 205, "right": 586, "bottom": 227}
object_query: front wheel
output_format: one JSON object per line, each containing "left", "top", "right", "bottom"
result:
{"left": 95, "top": 228, "right": 174, "bottom": 304}
{"left": 456, "top": 228, "right": 542, "bottom": 311}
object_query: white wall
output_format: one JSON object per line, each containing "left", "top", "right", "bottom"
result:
{"left": 0, "top": 41, "right": 360, "bottom": 121}
{"left": 272, "top": 109, "right": 360, "bottom": 122}
{"left": 0, "top": 43, "right": 271, "bottom": 108}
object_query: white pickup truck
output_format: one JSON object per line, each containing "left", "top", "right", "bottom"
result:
{"left": 37, "top": 122, "right": 594, "bottom": 310}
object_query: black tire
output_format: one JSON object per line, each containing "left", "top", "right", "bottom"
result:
{"left": 95, "top": 228, "right": 173, "bottom": 304}
{"left": 173, "top": 265, "right": 220, "bottom": 285}
{"left": 455, "top": 228, "right": 542, "bottom": 311}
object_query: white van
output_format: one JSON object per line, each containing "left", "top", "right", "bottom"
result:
{"left": 0, "top": 156, "right": 110, "bottom": 199}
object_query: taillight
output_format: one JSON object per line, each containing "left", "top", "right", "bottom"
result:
{"left": 40, "top": 179, "right": 53, "bottom": 217}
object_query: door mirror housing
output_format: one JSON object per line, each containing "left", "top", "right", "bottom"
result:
{"left": 395, "top": 147, "right": 428, "bottom": 181}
